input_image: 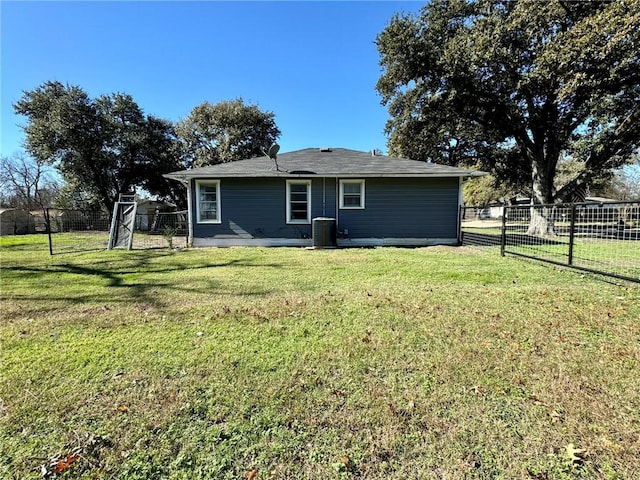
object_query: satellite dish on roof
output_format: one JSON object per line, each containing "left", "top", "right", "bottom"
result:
{"left": 263, "top": 143, "right": 281, "bottom": 171}
{"left": 267, "top": 144, "right": 280, "bottom": 159}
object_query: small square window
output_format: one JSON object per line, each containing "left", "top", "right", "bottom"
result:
{"left": 340, "top": 180, "right": 365, "bottom": 209}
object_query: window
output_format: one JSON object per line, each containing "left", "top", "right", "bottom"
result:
{"left": 196, "top": 180, "right": 221, "bottom": 223}
{"left": 340, "top": 180, "right": 365, "bottom": 209}
{"left": 287, "top": 180, "right": 311, "bottom": 224}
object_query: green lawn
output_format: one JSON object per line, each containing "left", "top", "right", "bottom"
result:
{"left": 1, "top": 235, "right": 639, "bottom": 479}
{"left": 461, "top": 226, "right": 640, "bottom": 281}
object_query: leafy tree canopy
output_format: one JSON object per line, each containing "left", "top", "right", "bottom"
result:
{"left": 175, "top": 98, "right": 281, "bottom": 168}
{"left": 462, "top": 173, "right": 521, "bottom": 207}
{"left": 376, "top": 0, "right": 640, "bottom": 211}
{"left": 14, "top": 81, "right": 183, "bottom": 212}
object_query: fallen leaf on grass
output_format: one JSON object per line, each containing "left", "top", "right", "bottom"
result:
{"left": 41, "top": 449, "right": 82, "bottom": 477}
{"left": 53, "top": 452, "right": 80, "bottom": 474}
{"left": 564, "top": 443, "right": 586, "bottom": 466}
{"left": 332, "top": 455, "right": 352, "bottom": 473}
{"left": 117, "top": 405, "right": 129, "bottom": 413}
{"left": 247, "top": 469, "right": 258, "bottom": 479}
{"left": 471, "top": 385, "right": 485, "bottom": 396}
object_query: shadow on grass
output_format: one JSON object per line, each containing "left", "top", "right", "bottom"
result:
{"left": 2, "top": 255, "right": 284, "bottom": 311}
{"left": 0, "top": 241, "right": 45, "bottom": 250}
{"left": 461, "top": 231, "right": 569, "bottom": 247}
{"left": 505, "top": 233, "right": 567, "bottom": 246}
{"left": 461, "top": 231, "right": 501, "bottom": 247}
{"left": 51, "top": 246, "right": 107, "bottom": 255}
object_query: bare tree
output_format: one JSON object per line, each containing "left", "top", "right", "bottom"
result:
{"left": 593, "top": 165, "right": 640, "bottom": 201}
{"left": 0, "top": 152, "right": 60, "bottom": 209}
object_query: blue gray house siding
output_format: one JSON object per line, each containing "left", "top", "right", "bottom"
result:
{"left": 190, "top": 176, "right": 459, "bottom": 245}
{"left": 191, "top": 178, "right": 336, "bottom": 240}
{"left": 337, "top": 178, "right": 459, "bottom": 240}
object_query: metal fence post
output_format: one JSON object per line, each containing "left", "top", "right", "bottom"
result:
{"left": 491, "top": 200, "right": 638, "bottom": 284}
{"left": 458, "top": 205, "right": 463, "bottom": 245}
{"left": 45, "top": 207, "right": 53, "bottom": 256}
{"left": 568, "top": 203, "right": 576, "bottom": 266}
{"left": 500, "top": 205, "right": 507, "bottom": 256}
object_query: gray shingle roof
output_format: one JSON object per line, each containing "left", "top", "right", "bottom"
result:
{"left": 164, "top": 148, "right": 486, "bottom": 181}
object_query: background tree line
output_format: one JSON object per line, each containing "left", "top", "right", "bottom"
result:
{"left": 4, "top": 0, "right": 639, "bottom": 224}
{"left": 4, "top": 82, "right": 280, "bottom": 213}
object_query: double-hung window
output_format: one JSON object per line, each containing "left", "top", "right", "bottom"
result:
{"left": 286, "top": 180, "right": 311, "bottom": 224}
{"left": 196, "top": 180, "right": 221, "bottom": 223}
{"left": 340, "top": 179, "right": 365, "bottom": 209}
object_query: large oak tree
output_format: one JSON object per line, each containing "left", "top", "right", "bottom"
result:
{"left": 376, "top": 0, "right": 640, "bottom": 234}
{"left": 14, "top": 81, "right": 183, "bottom": 212}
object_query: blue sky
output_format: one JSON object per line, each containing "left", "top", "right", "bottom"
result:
{"left": 1, "top": 1, "right": 423, "bottom": 158}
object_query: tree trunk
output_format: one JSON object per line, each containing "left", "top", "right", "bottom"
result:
{"left": 527, "top": 206, "right": 556, "bottom": 236}
{"left": 527, "top": 158, "right": 556, "bottom": 236}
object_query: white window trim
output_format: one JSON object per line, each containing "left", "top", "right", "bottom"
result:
{"left": 286, "top": 180, "right": 311, "bottom": 224}
{"left": 195, "top": 180, "right": 221, "bottom": 224}
{"left": 339, "top": 179, "right": 366, "bottom": 209}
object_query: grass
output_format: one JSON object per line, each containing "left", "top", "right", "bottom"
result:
{"left": 41, "top": 231, "right": 187, "bottom": 254}
{"left": 1, "top": 235, "right": 639, "bottom": 479}
{"left": 461, "top": 226, "right": 640, "bottom": 280}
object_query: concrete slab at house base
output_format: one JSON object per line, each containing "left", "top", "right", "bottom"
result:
{"left": 338, "top": 238, "right": 459, "bottom": 247}
{"left": 192, "top": 237, "right": 459, "bottom": 248}
{"left": 193, "top": 238, "right": 311, "bottom": 248}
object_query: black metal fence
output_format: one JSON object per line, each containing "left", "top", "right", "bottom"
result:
{"left": 461, "top": 201, "right": 640, "bottom": 284}
{"left": 37, "top": 208, "right": 188, "bottom": 254}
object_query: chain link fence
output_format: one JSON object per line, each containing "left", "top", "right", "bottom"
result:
{"left": 36, "top": 208, "right": 188, "bottom": 254}
{"left": 461, "top": 202, "right": 640, "bottom": 283}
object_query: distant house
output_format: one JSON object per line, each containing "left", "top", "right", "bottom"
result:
{"left": 30, "top": 209, "right": 56, "bottom": 232}
{"left": 0, "top": 209, "right": 34, "bottom": 236}
{"left": 580, "top": 196, "right": 626, "bottom": 222}
{"left": 135, "top": 199, "right": 174, "bottom": 231}
{"left": 164, "top": 148, "right": 485, "bottom": 247}
{"left": 30, "top": 209, "right": 94, "bottom": 232}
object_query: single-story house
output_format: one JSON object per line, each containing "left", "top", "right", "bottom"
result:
{"left": 164, "top": 148, "right": 485, "bottom": 247}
